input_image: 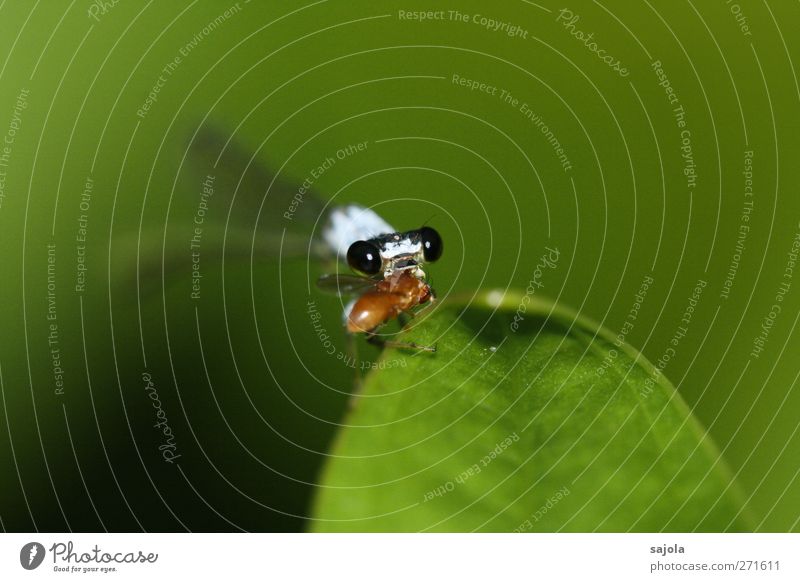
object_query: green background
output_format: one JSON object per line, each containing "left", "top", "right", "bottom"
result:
{"left": 0, "top": 0, "right": 798, "bottom": 531}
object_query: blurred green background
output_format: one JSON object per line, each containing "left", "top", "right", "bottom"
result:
{"left": 0, "top": 0, "right": 798, "bottom": 531}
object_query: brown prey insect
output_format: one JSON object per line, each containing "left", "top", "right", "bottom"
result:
{"left": 316, "top": 205, "right": 443, "bottom": 351}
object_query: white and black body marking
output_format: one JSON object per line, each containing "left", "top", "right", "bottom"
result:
{"left": 322, "top": 205, "right": 395, "bottom": 263}
{"left": 321, "top": 204, "right": 442, "bottom": 280}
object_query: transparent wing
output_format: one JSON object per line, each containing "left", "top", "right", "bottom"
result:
{"left": 127, "top": 126, "right": 343, "bottom": 295}
{"left": 316, "top": 273, "right": 378, "bottom": 296}
{"left": 185, "top": 126, "right": 330, "bottom": 259}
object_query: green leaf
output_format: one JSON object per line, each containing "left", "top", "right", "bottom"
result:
{"left": 311, "top": 290, "right": 751, "bottom": 532}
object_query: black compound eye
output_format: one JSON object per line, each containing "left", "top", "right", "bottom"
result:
{"left": 419, "top": 227, "right": 443, "bottom": 262}
{"left": 347, "top": 241, "right": 382, "bottom": 275}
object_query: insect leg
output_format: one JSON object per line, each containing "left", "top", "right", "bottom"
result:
{"left": 398, "top": 291, "right": 438, "bottom": 331}
{"left": 366, "top": 333, "right": 437, "bottom": 353}
{"left": 410, "top": 296, "right": 438, "bottom": 319}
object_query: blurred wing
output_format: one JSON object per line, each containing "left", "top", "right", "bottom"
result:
{"left": 316, "top": 274, "right": 378, "bottom": 296}
{"left": 186, "top": 126, "right": 329, "bottom": 259}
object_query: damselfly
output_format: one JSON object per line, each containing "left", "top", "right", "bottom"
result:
{"left": 317, "top": 204, "right": 443, "bottom": 351}
{"left": 184, "top": 129, "right": 444, "bottom": 352}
